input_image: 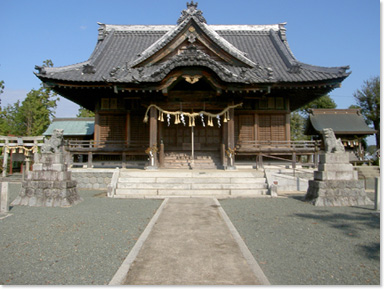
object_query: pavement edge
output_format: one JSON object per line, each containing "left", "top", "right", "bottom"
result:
{"left": 108, "top": 197, "right": 170, "bottom": 285}
{"left": 214, "top": 198, "right": 271, "bottom": 285}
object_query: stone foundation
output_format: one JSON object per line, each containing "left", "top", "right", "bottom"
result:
{"left": 70, "top": 169, "right": 114, "bottom": 189}
{"left": 11, "top": 153, "right": 82, "bottom": 207}
{"left": 306, "top": 180, "right": 372, "bottom": 206}
{"left": 305, "top": 152, "right": 373, "bottom": 207}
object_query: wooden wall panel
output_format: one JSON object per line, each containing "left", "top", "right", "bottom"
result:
{"left": 271, "top": 115, "right": 286, "bottom": 141}
{"left": 258, "top": 115, "right": 271, "bottom": 141}
{"left": 99, "top": 114, "right": 126, "bottom": 142}
{"left": 258, "top": 114, "right": 287, "bottom": 141}
{"left": 236, "top": 115, "right": 255, "bottom": 142}
{"left": 130, "top": 114, "right": 149, "bottom": 144}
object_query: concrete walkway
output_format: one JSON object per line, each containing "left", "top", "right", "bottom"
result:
{"left": 109, "top": 197, "right": 270, "bottom": 285}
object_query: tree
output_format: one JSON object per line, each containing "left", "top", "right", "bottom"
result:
{"left": 0, "top": 60, "right": 59, "bottom": 136}
{"left": 290, "top": 111, "right": 308, "bottom": 141}
{"left": 0, "top": 80, "right": 4, "bottom": 104}
{"left": 77, "top": 106, "right": 95, "bottom": 118}
{"left": 0, "top": 101, "right": 24, "bottom": 136}
{"left": 290, "top": 95, "right": 337, "bottom": 140}
{"left": 20, "top": 87, "right": 59, "bottom": 136}
{"left": 299, "top": 95, "right": 337, "bottom": 114}
{"left": 353, "top": 76, "right": 380, "bottom": 149}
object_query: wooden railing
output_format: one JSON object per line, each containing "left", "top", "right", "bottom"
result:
{"left": 235, "top": 140, "right": 322, "bottom": 169}
{"left": 65, "top": 140, "right": 149, "bottom": 168}
{"left": 236, "top": 140, "right": 321, "bottom": 153}
{"left": 65, "top": 140, "right": 148, "bottom": 152}
{"left": 64, "top": 139, "right": 322, "bottom": 169}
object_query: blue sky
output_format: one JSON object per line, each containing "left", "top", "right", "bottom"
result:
{"left": 0, "top": 0, "right": 380, "bottom": 143}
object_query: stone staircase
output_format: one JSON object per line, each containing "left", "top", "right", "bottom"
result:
{"left": 113, "top": 169, "right": 268, "bottom": 198}
{"left": 163, "top": 152, "right": 223, "bottom": 169}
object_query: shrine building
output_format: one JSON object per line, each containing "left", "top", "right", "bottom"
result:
{"left": 35, "top": 2, "right": 350, "bottom": 169}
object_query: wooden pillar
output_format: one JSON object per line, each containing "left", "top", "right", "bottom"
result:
{"left": 159, "top": 143, "right": 164, "bottom": 168}
{"left": 87, "top": 152, "right": 93, "bottom": 168}
{"left": 285, "top": 98, "right": 291, "bottom": 141}
{"left": 254, "top": 113, "right": 259, "bottom": 141}
{"left": 257, "top": 153, "right": 263, "bottom": 169}
{"left": 149, "top": 106, "right": 158, "bottom": 166}
{"left": 94, "top": 111, "right": 100, "bottom": 142}
{"left": 222, "top": 118, "right": 228, "bottom": 167}
{"left": 227, "top": 108, "right": 235, "bottom": 149}
{"left": 221, "top": 143, "right": 226, "bottom": 168}
{"left": 285, "top": 113, "right": 291, "bottom": 141}
{"left": 126, "top": 112, "right": 131, "bottom": 144}
{"left": 122, "top": 152, "right": 127, "bottom": 169}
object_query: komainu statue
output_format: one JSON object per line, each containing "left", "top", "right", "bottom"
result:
{"left": 41, "top": 129, "right": 64, "bottom": 153}
{"left": 322, "top": 128, "right": 345, "bottom": 153}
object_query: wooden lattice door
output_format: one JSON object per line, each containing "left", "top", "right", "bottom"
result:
{"left": 258, "top": 114, "right": 286, "bottom": 141}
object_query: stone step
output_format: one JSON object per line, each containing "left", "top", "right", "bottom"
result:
{"left": 114, "top": 169, "right": 268, "bottom": 198}
{"left": 115, "top": 188, "right": 268, "bottom": 197}
{"left": 117, "top": 182, "right": 267, "bottom": 190}
{"left": 118, "top": 176, "right": 266, "bottom": 184}
{"left": 119, "top": 170, "right": 265, "bottom": 178}
{"left": 190, "top": 183, "right": 267, "bottom": 190}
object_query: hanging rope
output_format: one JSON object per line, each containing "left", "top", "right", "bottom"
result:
{"left": 143, "top": 103, "right": 243, "bottom": 127}
{"left": 4, "top": 145, "right": 38, "bottom": 156}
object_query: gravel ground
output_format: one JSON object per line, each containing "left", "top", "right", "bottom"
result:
{"left": 0, "top": 183, "right": 162, "bottom": 285}
{"left": 1, "top": 183, "right": 380, "bottom": 285}
{"left": 220, "top": 195, "right": 380, "bottom": 285}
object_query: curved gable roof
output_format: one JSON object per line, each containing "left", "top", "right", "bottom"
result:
{"left": 35, "top": 3, "right": 350, "bottom": 88}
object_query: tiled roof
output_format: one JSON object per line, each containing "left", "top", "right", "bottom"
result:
{"left": 305, "top": 109, "right": 376, "bottom": 135}
{"left": 43, "top": 118, "right": 95, "bottom": 136}
{"left": 35, "top": 4, "right": 350, "bottom": 87}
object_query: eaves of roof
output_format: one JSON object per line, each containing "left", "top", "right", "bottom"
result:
{"left": 307, "top": 114, "right": 376, "bottom": 135}
{"left": 43, "top": 118, "right": 95, "bottom": 136}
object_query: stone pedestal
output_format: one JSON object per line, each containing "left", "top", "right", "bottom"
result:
{"left": 305, "top": 152, "right": 373, "bottom": 206}
{"left": 11, "top": 153, "right": 82, "bottom": 207}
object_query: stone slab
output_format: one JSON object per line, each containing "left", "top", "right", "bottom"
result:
{"left": 314, "top": 170, "right": 358, "bottom": 181}
{"left": 319, "top": 152, "right": 349, "bottom": 164}
{"left": 318, "top": 163, "right": 354, "bottom": 172}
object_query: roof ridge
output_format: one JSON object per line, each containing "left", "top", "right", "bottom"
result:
{"left": 130, "top": 16, "right": 256, "bottom": 68}
{"left": 103, "top": 24, "right": 176, "bottom": 31}
{"left": 99, "top": 23, "right": 282, "bottom": 32}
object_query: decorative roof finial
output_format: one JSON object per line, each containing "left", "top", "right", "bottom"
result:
{"left": 177, "top": 1, "right": 206, "bottom": 25}
{"left": 187, "top": 1, "right": 198, "bottom": 11}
